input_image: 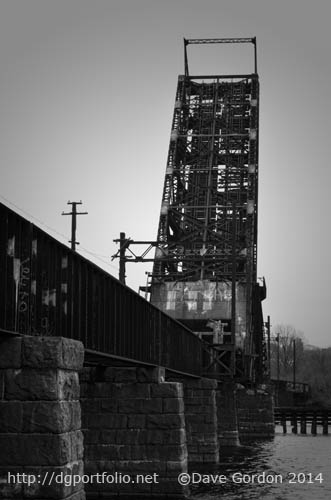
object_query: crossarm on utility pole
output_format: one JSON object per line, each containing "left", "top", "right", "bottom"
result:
{"left": 62, "top": 200, "right": 88, "bottom": 251}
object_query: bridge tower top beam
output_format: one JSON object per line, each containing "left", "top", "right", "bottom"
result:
{"left": 183, "top": 37, "right": 257, "bottom": 77}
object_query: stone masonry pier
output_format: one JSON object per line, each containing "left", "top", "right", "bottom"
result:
{"left": 216, "top": 381, "right": 240, "bottom": 447}
{"left": 0, "top": 335, "right": 275, "bottom": 499}
{"left": 80, "top": 365, "right": 189, "bottom": 498}
{"left": 168, "top": 376, "right": 219, "bottom": 463}
{"left": 236, "top": 385, "right": 275, "bottom": 440}
{"left": 0, "top": 335, "right": 85, "bottom": 500}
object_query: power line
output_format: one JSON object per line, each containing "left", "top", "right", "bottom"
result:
{"left": 0, "top": 193, "right": 119, "bottom": 273}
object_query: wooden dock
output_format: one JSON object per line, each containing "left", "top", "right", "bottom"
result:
{"left": 274, "top": 407, "right": 331, "bottom": 435}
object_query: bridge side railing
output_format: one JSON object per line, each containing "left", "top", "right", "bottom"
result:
{"left": 0, "top": 202, "right": 202, "bottom": 376}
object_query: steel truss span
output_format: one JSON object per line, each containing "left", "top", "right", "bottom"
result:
{"left": 152, "top": 75, "right": 259, "bottom": 286}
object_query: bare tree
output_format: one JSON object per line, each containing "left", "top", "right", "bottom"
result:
{"left": 270, "top": 324, "right": 305, "bottom": 381}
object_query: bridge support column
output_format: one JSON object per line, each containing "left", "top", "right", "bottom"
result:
{"left": 236, "top": 385, "right": 275, "bottom": 440}
{"left": 169, "top": 376, "right": 219, "bottom": 463}
{"left": 80, "top": 366, "right": 189, "bottom": 498}
{"left": 216, "top": 381, "right": 240, "bottom": 447}
{"left": 0, "top": 335, "right": 85, "bottom": 500}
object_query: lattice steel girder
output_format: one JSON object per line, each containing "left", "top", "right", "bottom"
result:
{"left": 185, "top": 38, "right": 255, "bottom": 45}
{"left": 152, "top": 75, "right": 259, "bottom": 284}
{"left": 184, "top": 37, "right": 257, "bottom": 76}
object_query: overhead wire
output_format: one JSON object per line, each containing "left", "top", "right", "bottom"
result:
{"left": 0, "top": 193, "right": 119, "bottom": 274}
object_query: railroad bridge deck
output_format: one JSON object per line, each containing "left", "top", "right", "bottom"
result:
{"left": 0, "top": 201, "right": 215, "bottom": 378}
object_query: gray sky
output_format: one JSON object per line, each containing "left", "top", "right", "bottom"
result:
{"left": 0, "top": 0, "right": 330, "bottom": 347}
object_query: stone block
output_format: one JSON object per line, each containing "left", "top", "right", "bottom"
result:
{"left": 137, "top": 366, "right": 165, "bottom": 383}
{"left": 108, "top": 429, "right": 142, "bottom": 445}
{"left": 146, "top": 414, "right": 185, "bottom": 430}
{"left": 83, "top": 429, "right": 101, "bottom": 444}
{"left": 87, "top": 414, "right": 127, "bottom": 429}
{"left": 113, "top": 368, "right": 137, "bottom": 383}
{"left": 198, "top": 443, "right": 218, "bottom": 454}
{"left": 0, "top": 401, "right": 23, "bottom": 432}
{"left": 99, "top": 399, "right": 118, "bottom": 412}
{"left": 202, "top": 452, "right": 219, "bottom": 463}
{"left": 114, "top": 383, "right": 150, "bottom": 399}
{"left": 143, "top": 430, "right": 164, "bottom": 445}
{"left": 22, "top": 401, "right": 81, "bottom": 433}
{"left": 204, "top": 413, "right": 217, "bottom": 424}
{"left": 58, "top": 371, "right": 80, "bottom": 401}
{"left": 130, "top": 444, "right": 147, "bottom": 460}
{"left": 60, "top": 339, "right": 84, "bottom": 371}
{"left": 187, "top": 422, "right": 212, "bottom": 434}
{"left": 80, "top": 398, "right": 100, "bottom": 413}
{"left": 159, "top": 444, "right": 187, "bottom": 461}
{"left": 200, "top": 378, "right": 218, "bottom": 389}
{"left": 71, "top": 430, "right": 84, "bottom": 461}
{"left": 118, "top": 398, "right": 162, "bottom": 414}
{"left": 79, "top": 367, "right": 94, "bottom": 383}
{"left": 0, "top": 433, "right": 73, "bottom": 466}
{"left": 22, "top": 337, "right": 84, "bottom": 371}
{"left": 4, "top": 369, "right": 79, "bottom": 401}
{"left": 87, "top": 444, "right": 131, "bottom": 461}
{"left": 61, "top": 491, "right": 86, "bottom": 500}
{"left": 179, "top": 378, "right": 203, "bottom": 389}
{"left": 163, "top": 398, "right": 184, "bottom": 414}
{"left": 0, "top": 338, "right": 22, "bottom": 369}
{"left": 0, "top": 370, "right": 4, "bottom": 399}
{"left": 185, "top": 414, "right": 204, "bottom": 424}
{"left": 0, "top": 466, "right": 23, "bottom": 498}
{"left": 150, "top": 382, "right": 183, "bottom": 398}
{"left": 163, "top": 429, "right": 186, "bottom": 445}
{"left": 127, "top": 414, "right": 146, "bottom": 429}
{"left": 166, "top": 459, "right": 187, "bottom": 476}
{"left": 113, "top": 460, "right": 166, "bottom": 475}
{"left": 100, "top": 367, "right": 115, "bottom": 381}
{"left": 22, "top": 460, "right": 84, "bottom": 498}
{"left": 4, "top": 369, "right": 59, "bottom": 401}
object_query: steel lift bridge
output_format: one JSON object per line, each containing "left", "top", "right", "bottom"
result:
{"left": 113, "top": 38, "right": 267, "bottom": 383}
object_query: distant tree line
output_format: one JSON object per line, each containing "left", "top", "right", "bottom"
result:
{"left": 269, "top": 324, "right": 331, "bottom": 407}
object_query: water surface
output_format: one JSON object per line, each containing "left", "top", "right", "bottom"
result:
{"left": 189, "top": 433, "right": 331, "bottom": 499}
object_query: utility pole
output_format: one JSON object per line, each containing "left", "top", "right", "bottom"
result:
{"left": 266, "top": 315, "right": 271, "bottom": 376}
{"left": 62, "top": 201, "right": 88, "bottom": 251}
{"left": 119, "top": 232, "right": 127, "bottom": 285}
{"left": 276, "top": 333, "right": 280, "bottom": 383}
{"left": 293, "top": 338, "right": 296, "bottom": 389}
{"left": 230, "top": 203, "right": 237, "bottom": 378}
{"left": 276, "top": 333, "right": 280, "bottom": 406}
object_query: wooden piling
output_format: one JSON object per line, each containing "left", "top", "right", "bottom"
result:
{"left": 311, "top": 414, "right": 317, "bottom": 435}
{"left": 300, "top": 415, "right": 307, "bottom": 434}
{"left": 281, "top": 414, "right": 287, "bottom": 433}
{"left": 322, "top": 413, "right": 328, "bottom": 435}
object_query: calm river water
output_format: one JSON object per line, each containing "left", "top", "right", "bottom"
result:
{"left": 189, "top": 429, "right": 331, "bottom": 500}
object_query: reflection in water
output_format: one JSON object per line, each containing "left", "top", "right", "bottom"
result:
{"left": 189, "top": 434, "right": 331, "bottom": 499}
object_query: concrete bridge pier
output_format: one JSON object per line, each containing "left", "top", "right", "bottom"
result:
{"left": 0, "top": 335, "right": 85, "bottom": 500}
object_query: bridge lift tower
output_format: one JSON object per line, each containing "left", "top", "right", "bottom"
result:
{"left": 114, "top": 38, "right": 267, "bottom": 383}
